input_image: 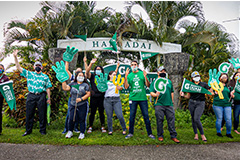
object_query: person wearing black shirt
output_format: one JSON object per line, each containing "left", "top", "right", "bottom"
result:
{"left": 180, "top": 71, "right": 213, "bottom": 142}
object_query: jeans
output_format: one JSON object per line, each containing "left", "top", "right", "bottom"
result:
{"left": 155, "top": 106, "right": 177, "bottom": 138}
{"left": 188, "top": 99, "right": 205, "bottom": 135}
{"left": 64, "top": 97, "right": 79, "bottom": 132}
{"left": 104, "top": 97, "right": 126, "bottom": 132}
{"left": 129, "top": 100, "right": 152, "bottom": 135}
{"left": 68, "top": 103, "right": 87, "bottom": 133}
{"left": 213, "top": 105, "right": 232, "bottom": 134}
{"left": 233, "top": 104, "right": 240, "bottom": 130}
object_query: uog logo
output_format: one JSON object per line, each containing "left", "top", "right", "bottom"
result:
{"left": 184, "top": 83, "right": 190, "bottom": 90}
{"left": 3, "top": 85, "right": 10, "bottom": 91}
{"left": 218, "top": 62, "right": 231, "bottom": 73}
{"left": 154, "top": 78, "right": 168, "bottom": 94}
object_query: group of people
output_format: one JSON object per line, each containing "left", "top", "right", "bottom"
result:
{"left": 0, "top": 49, "right": 239, "bottom": 143}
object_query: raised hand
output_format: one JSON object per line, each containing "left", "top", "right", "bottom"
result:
{"left": 208, "top": 68, "right": 221, "bottom": 87}
{"left": 90, "top": 58, "right": 97, "bottom": 64}
{"left": 51, "top": 60, "right": 69, "bottom": 83}
{"left": 95, "top": 73, "right": 108, "bottom": 92}
{"left": 229, "top": 58, "right": 240, "bottom": 69}
{"left": 13, "top": 49, "right": 19, "bottom": 57}
{"left": 125, "top": 68, "right": 130, "bottom": 77}
{"left": 63, "top": 46, "right": 78, "bottom": 62}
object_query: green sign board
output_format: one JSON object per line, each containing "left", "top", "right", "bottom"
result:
{"left": 103, "top": 64, "right": 158, "bottom": 94}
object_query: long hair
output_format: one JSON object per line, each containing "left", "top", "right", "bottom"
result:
{"left": 228, "top": 72, "right": 239, "bottom": 88}
{"left": 108, "top": 71, "right": 115, "bottom": 80}
{"left": 0, "top": 64, "right": 4, "bottom": 69}
{"left": 94, "top": 66, "right": 104, "bottom": 75}
{"left": 74, "top": 71, "right": 88, "bottom": 84}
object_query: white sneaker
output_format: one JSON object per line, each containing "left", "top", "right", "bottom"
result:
{"left": 78, "top": 133, "right": 85, "bottom": 139}
{"left": 65, "top": 131, "right": 73, "bottom": 138}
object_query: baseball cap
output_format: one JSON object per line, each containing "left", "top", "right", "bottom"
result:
{"left": 157, "top": 66, "right": 166, "bottom": 72}
{"left": 34, "top": 61, "right": 42, "bottom": 67}
{"left": 191, "top": 71, "right": 200, "bottom": 78}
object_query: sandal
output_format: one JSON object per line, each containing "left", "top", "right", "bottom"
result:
{"left": 108, "top": 132, "right": 113, "bottom": 135}
{"left": 101, "top": 127, "right": 106, "bottom": 133}
{"left": 87, "top": 127, "right": 92, "bottom": 133}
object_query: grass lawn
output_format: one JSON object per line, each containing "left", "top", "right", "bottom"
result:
{"left": 0, "top": 127, "right": 239, "bottom": 146}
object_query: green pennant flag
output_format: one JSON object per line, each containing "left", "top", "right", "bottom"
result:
{"left": 140, "top": 52, "right": 159, "bottom": 60}
{"left": 74, "top": 34, "right": 87, "bottom": 41}
{"left": 181, "top": 78, "right": 212, "bottom": 95}
{"left": 0, "top": 80, "right": 16, "bottom": 110}
{"left": 104, "top": 32, "right": 117, "bottom": 52}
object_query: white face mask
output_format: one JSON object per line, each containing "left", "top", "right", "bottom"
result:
{"left": 77, "top": 76, "right": 84, "bottom": 82}
{"left": 193, "top": 77, "right": 200, "bottom": 82}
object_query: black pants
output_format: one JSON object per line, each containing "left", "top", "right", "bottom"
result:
{"left": 25, "top": 92, "right": 47, "bottom": 133}
{"left": 89, "top": 96, "right": 105, "bottom": 127}
{"left": 68, "top": 103, "right": 87, "bottom": 133}
{"left": 0, "top": 96, "right": 3, "bottom": 133}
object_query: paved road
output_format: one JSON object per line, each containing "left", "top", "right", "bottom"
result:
{"left": 0, "top": 142, "right": 240, "bottom": 160}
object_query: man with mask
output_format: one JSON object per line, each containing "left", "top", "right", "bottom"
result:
{"left": 85, "top": 58, "right": 106, "bottom": 133}
{"left": 150, "top": 66, "right": 180, "bottom": 143}
{"left": 13, "top": 50, "right": 52, "bottom": 136}
{"left": 124, "top": 60, "right": 155, "bottom": 139}
{"left": 180, "top": 71, "right": 211, "bottom": 142}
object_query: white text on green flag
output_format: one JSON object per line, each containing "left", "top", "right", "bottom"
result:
{"left": 140, "top": 52, "right": 159, "bottom": 60}
{"left": 0, "top": 80, "right": 16, "bottom": 110}
{"left": 181, "top": 78, "right": 212, "bottom": 95}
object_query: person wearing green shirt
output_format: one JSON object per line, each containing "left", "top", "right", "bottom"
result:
{"left": 13, "top": 50, "right": 52, "bottom": 136}
{"left": 124, "top": 60, "right": 155, "bottom": 139}
{"left": 150, "top": 66, "right": 180, "bottom": 143}
{"left": 212, "top": 73, "right": 234, "bottom": 138}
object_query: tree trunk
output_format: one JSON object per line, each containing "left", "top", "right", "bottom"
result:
{"left": 163, "top": 52, "right": 190, "bottom": 109}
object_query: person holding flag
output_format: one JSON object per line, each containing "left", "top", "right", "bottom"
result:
{"left": 124, "top": 60, "right": 155, "bottom": 139}
{"left": 13, "top": 50, "right": 52, "bottom": 136}
{"left": 0, "top": 64, "right": 9, "bottom": 135}
{"left": 180, "top": 71, "right": 212, "bottom": 142}
{"left": 150, "top": 66, "right": 180, "bottom": 143}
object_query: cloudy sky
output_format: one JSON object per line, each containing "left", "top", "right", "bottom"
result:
{"left": 0, "top": 1, "right": 240, "bottom": 68}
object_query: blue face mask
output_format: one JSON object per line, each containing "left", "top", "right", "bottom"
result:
{"left": 95, "top": 70, "right": 102, "bottom": 75}
{"left": 131, "top": 66, "right": 138, "bottom": 72}
{"left": 0, "top": 69, "right": 4, "bottom": 74}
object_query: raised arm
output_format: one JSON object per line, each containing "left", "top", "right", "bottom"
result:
{"left": 85, "top": 58, "right": 97, "bottom": 79}
{"left": 62, "top": 81, "right": 71, "bottom": 91}
{"left": 13, "top": 49, "right": 23, "bottom": 73}
{"left": 143, "top": 70, "right": 150, "bottom": 87}
{"left": 83, "top": 56, "right": 88, "bottom": 71}
{"left": 115, "top": 61, "right": 120, "bottom": 73}
{"left": 124, "top": 68, "right": 130, "bottom": 89}
{"left": 65, "top": 61, "right": 72, "bottom": 79}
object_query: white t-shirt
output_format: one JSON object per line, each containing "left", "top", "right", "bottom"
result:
{"left": 105, "top": 81, "right": 120, "bottom": 97}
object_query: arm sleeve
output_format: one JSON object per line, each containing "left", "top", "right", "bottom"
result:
{"left": 85, "top": 84, "right": 90, "bottom": 92}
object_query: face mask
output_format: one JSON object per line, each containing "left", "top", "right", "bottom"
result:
{"left": 0, "top": 69, "right": 4, "bottom": 74}
{"left": 96, "top": 70, "right": 101, "bottom": 75}
{"left": 159, "top": 73, "right": 166, "bottom": 78}
{"left": 131, "top": 66, "right": 138, "bottom": 72}
{"left": 193, "top": 77, "right": 200, "bottom": 82}
{"left": 35, "top": 67, "right": 41, "bottom": 72}
{"left": 77, "top": 76, "right": 84, "bottom": 82}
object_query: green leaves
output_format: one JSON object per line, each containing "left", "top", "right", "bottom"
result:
{"left": 63, "top": 46, "right": 79, "bottom": 62}
{"left": 51, "top": 61, "right": 69, "bottom": 83}
{"left": 95, "top": 73, "right": 108, "bottom": 92}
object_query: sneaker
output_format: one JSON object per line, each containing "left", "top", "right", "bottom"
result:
{"left": 65, "top": 131, "right": 73, "bottom": 138}
{"left": 78, "top": 133, "right": 85, "bottom": 140}
{"left": 125, "top": 134, "right": 133, "bottom": 139}
{"left": 217, "top": 133, "right": 223, "bottom": 137}
{"left": 87, "top": 127, "right": 92, "bottom": 133}
{"left": 148, "top": 134, "right": 155, "bottom": 139}
{"left": 226, "top": 134, "right": 233, "bottom": 138}
{"left": 101, "top": 127, "right": 107, "bottom": 133}
{"left": 74, "top": 128, "right": 80, "bottom": 133}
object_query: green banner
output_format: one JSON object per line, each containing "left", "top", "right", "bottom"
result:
{"left": 0, "top": 80, "right": 16, "bottom": 110}
{"left": 140, "top": 52, "right": 159, "bottom": 60}
{"left": 181, "top": 78, "right": 212, "bottom": 95}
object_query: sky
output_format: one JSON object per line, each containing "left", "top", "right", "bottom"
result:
{"left": 0, "top": 1, "right": 240, "bottom": 70}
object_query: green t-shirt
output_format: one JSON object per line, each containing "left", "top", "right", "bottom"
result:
{"left": 150, "top": 78, "right": 174, "bottom": 106}
{"left": 234, "top": 89, "right": 240, "bottom": 101}
{"left": 213, "top": 86, "right": 231, "bottom": 107}
{"left": 20, "top": 68, "right": 52, "bottom": 93}
{"left": 127, "top": 71, "right": 148, "bottom": 101}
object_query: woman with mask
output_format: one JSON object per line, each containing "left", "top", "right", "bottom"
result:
{"left": 180, "top": 71, "right": 212, "bottom": 142}
{"left": 62, "top": 72, "right": 90, "bottom": 139}
{"left": 85, "top": 58, "right": 106, "bottom": 133}
{"left": 0, "top": 64, "right": 9, "bottom": 135}
{"left": 212, "top": 73, "right": 233, "bottom": 138}
{"left": 104, "top": 70, "right": 126, "bottom": 135}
